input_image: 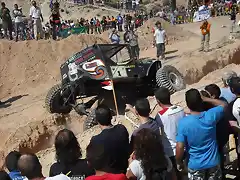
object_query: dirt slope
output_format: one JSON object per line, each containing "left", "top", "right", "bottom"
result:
{"left": 0, "top": 34, "right": 109, "bottom": 98}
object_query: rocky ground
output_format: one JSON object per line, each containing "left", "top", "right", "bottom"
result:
{"left": 0, "top": 13, "right": 240, "bottom": 178}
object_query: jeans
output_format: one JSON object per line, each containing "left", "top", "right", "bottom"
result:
{"left": 200, "top": 33, "right": 210, "bottom": 51}
{"left": 188, "top": 165, "right": 222, "bottom": 180}
{"left": 15, "top": 22, "right": 24, "bottom": 41}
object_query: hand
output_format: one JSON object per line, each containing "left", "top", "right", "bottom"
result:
{"left": 125, "top": 104, "right": 133, "bottom": 111}
{"left": 128, "top": 151, "right": 136, "bottom": 164}
{"left": 177, "top": 162, "right": 184, "bottom": 172}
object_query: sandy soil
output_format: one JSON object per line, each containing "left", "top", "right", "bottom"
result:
{"left": 0, "top": 14, "right": 240, "bottom": 176}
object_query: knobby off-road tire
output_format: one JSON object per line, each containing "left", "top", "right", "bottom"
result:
{"left": 83, "top": 109, "right": 98, "bottom": 131}
{"left": 156, "top": 65, "right": 186, "bottom": 94}
{"left": 45, "top": 84, "right": 72, "bottom": 114}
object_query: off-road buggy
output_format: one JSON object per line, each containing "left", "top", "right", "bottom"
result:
{"left": 45, "top": 44, "right": 185, "bottom": 130}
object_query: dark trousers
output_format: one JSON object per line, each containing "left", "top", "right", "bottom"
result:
{"left": 156, "top": 43, "right": 165, "bottom": 58}
{"left": 169, "top": 156, "right": 182, "bottom": 180}
{"left": 2, "top": 21, "right": 13, "bottom": 40}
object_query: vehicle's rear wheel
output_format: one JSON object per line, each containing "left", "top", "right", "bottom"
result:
{"left": 156, "top": 65, "right": 186, "bottom": 94}
{"left": 83, "top": 109, "right": 98, "bottom": 131}
{"left": 45, "top": 84, "right": 72, "bottom": 114}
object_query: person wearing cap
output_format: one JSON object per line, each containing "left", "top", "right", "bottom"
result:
{"left": 153, "top": 21, "right": 168, "bottom": 61}
{"left": 199, "top": 19, "right": 211, "bottom": 52}
{"left": 220, "top": 71, "right": 237, "bottom": 103}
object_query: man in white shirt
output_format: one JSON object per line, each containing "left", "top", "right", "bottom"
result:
{"left": 29, "top": 0, "right": 44, "bottom": 40}
{"left": 153, "top": 21, "right": 168, "bottom": 60}
{"left": 154, "top": 87, "right": 185, "bottom": 180}
{"left": 12, "top": 4, "right": 23, "bottom": 41}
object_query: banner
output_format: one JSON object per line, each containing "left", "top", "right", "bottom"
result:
{"left": 193, "top": 9, "right": 211, "bottom": 22}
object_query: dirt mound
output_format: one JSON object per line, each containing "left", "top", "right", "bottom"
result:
{"left": 0, "top": 34, "right": 109, "bottom": 98}
{"left": 137, "top": 18, "right": 197, "bottom": 50}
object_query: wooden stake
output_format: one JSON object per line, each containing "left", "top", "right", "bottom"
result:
{"left": 111, "top": 80, "right": 119, "bottom": 116}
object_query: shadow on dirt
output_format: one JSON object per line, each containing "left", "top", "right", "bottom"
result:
{"left": 165, "top": 50, "right": 178, "bottom": 55}
{"left": 0, "top": 94, "right": 29, "bottom": 108}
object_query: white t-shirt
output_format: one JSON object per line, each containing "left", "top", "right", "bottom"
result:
{"left": 129, "top": 155, "right": 172, "bottom": 180}
{"left": 45, "top": 174, "right": 71, "bottom": 180}
{"left": 29, "top": 6, "right": 42, "bottom": 19}
{"left": 154, "top": 28, "right": 166, "bottom": 44}
{"left": 155, "top": 105, "right": 185, "bottom": 156}
{"left": 233, "top": 98, "right": 240, "bottom": 124}
{"left": 13, "top": 9, "right": 23, "bottom": 23}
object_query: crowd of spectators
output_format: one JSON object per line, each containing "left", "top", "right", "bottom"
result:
{"left": 0, "top": 70, "right": 240, "bottom": 180}
{"left": 0, "top": 0, "right": 148, "bottom": 41}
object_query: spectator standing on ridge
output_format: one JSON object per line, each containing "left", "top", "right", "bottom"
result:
{"left": 12, "top": 4, "right": 24, "bottom": 42}
{"left": 220, "top": 71, "right": 237, "bottom": 103}
{"left": 176, "top": 89, "right": 226, "bottom": 180}
{"left": 88, "top": 105, "right": 130, "bottom": 174}
{"left": 127, "top": 128, "right": 176, "bottom": 180}
{"left": 49, "top": 129, "right": 95, "bottom": 178}
{"left": 5, "top": 151, "right": 27, "bottom": 180}
{"left": 199, "top": 19, "right": 211, "bottom": 52}
{"left": 125, "top": 25, "right": 139, "bottom": 62}
{"left": 117, "top": 14, "right": 123, "bottom": 31}
{"left": 109, "top": 28, "right": 120, "bottom": 44}
{"left": 0, "top": 2, "right": 13, "bottom": 40}
{"left": 153, "top": 21, "right": 168, "bottom": 61}
{"left": 154, "top": 87, "right": 185, "bottom": 180}
{"left": 29, "top": 1, "right": 44, "bottom": 40}
{"left": 50, "top": 2, "right": 61, "bottom": 40}
{"left": 18, "top": 153, "right": 71, "bottom": 180}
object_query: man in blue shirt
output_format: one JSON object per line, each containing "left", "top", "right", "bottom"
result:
{"left": 176, "top": 88, "right": 226, "bottom": 180}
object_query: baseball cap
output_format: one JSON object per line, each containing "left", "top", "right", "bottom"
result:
{"left": 222, "top": 70, "right": 238, "bottom": 85}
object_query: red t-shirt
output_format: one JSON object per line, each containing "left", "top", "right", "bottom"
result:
{"left": 86, "top": 173, "right": 128, "bottom": 180}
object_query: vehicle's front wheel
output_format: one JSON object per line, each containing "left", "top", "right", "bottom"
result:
{"left": 45, "top": 84, "right": 72, "bottom": 114}
{"left": 156, "top": 65, "right": 186, "bottom": 94}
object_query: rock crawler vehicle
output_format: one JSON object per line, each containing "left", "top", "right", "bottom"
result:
{"left": 45, "top": 44, "right": 186, "bottom": 130}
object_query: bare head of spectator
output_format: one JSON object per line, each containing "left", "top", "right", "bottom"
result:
{"left": 14, "top": 4, "right": 18, "bottom": 9}
{"left": 229, "top": 76, "right": 240, "bottom": 96}
{"left": 0, "top": 171, "right": 11, "bottom": 180}
{"left": 5, "top": 151, "right": 21, "bottom": 172}
{"left": 55, "top": 129, "right": 82, "bottom": 164}
{"left": 86, "top": 142, "right": 111, "bottom": 173}
{"left": 18, "top": 153, "right": 43, "bottom": 179}
{"left": 222, "top": 71, "right": 237, "bottom": 87}
{"left": 205, "top": 84, "right": 221, "bottom": 99}
{"left": 154, "top": 87, "right": 171, "bottom": 107}
{"left": 32, "top": 0, "right": 37, "bottom": 7}
{"left": 131, "top": 128, "right": 170, "bottom": 180}
{"left": 96, "top": 105, "right": 112, "bottom": 127}
{"left": 1, "top": 2, "right": 5, "bottom": 8}
{"left": 186, "top": 88, "right": 204, "bottom": 113}
{"left": 135, "top": 98, "right": 151, "bottom": 118}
